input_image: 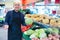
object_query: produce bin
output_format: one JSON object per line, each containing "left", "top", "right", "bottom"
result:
{"left": 23, "top": 33, "right": 31, "bottom": 40}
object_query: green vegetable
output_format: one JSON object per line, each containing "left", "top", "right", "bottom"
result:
{"left": 39, "top": 29, "right": 45, "bottom": 33}
{"left": 38, "top": 29, "right": 47, "bottom": 38}
{"left": 35, "top": 29, "right": 45, "bottom": 33}
{"left": 34, "top": 29, "right": 46, "bottom": 38}
{"left": 24, "top": 29, "right": 35, "bottom": 35}
{"left": 30, "top": 29, "right": 47, "bottom": 38}
{"left": 25, "top": 18, "right": 33, "bottom": 25}
{"left": 46, "top": 28, "right": 53, "bottom": 34}
{"left": 30, "top": 33, "right": 38, "bottom": 38}
{"left": 52, "top": 28, "right": 59, "bottom": 34}
{"left": 39, "top": 32, "right": 47, "bottom": 38}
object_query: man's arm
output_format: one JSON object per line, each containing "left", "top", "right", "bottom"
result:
{"left": 21, "top": 13, "right": 26, "bottom": 26}
{"left": 3, "top": 11, "right": 11, "bottom": 29}
{"left": 5, "top": 11, "right": 10, "bottom": 25}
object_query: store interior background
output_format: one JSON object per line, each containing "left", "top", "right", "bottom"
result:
{"left": 0, "top": 0, "right": 60, "bottom": 40}
{"left": 0, "top": 0, "right": 60, "bottom": 18}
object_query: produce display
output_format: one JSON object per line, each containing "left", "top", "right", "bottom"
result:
{"left": 25, "top": 14, "right": 60, "bottom": 27}
{"left": 24, "top": 28, "right": 60, "bottom": 40}
{"left": 23, "top": 14, "right": 60, "bottom": 40}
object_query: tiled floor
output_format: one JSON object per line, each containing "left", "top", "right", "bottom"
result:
{"left": 0, "top": 27, "right": 8, "bottom": 40}
{"left": 0, "top": 27, "right": 25, "bottom": 40}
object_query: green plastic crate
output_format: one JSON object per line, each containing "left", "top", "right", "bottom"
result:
{"left": 23, "top": 33, "right": 31, "bottom": 40}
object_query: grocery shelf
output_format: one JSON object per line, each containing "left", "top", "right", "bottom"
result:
{"left": 32, "top": 21, "right": 60, "bottom": 29}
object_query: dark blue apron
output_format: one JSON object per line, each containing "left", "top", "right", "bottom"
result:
{"left": 8, "top": 10, "right": 22, "bottom": 40}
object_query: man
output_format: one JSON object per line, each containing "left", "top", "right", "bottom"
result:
{"left": 4, "top": 1, "right": 26, "bottom": 40}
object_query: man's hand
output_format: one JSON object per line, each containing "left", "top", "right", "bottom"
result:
{"left": 3, "top": 25, "right": 9, "bottom": 30}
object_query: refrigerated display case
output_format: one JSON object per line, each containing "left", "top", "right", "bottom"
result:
{"left": 0, "top": 4, "right": 5, "bottom": 27}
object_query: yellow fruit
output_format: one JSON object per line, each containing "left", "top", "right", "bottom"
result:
{"left": 57, "top": 18, "right": 60, "bottom": 21}
{"left": 57, "top": 21, "right": 60, "bottom": 27}
{"left": 35, "top": 17, "right": 42, "bottom": 22}
{"left": 50, "top": 19, "right": 57, "bottom": 26}
{"left": 32, "top": 14, "right": 38, "bottom": 18}
{"left": 25, "top": 14, "right": 31, "bottom": 18}
{"left": 42, "top": 19, "right": 49, "bottom": 24}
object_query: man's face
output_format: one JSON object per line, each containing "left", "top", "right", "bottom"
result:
{"left": 14, "top": 3, "right": 20, "bottom": 11}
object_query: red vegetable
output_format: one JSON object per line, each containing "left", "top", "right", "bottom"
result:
{"left": 21, "top": 24, "right": 32, "bottom": 32}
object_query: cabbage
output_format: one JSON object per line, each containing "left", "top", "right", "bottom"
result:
{"left": 46, "top": 28, "right": 53, "bottom": 33}
{"left": 35, "top": 29, "right": 40, "bottom": 33}
{"left": 30, "top": 34, "right": 37, "bottom": 38}
{"left": 34, "top": 29, "right": 46, "bottom": 38}
{"left": 30, "top": 32, "right": 39, "bottom": 38}
{"left": 52, "top": 28, "right": 59, "bottom": 34}
{"left": 25, "top": 18, "right": 33, "bottom": 25}
{"left": 39, "top": 29, "right": 45, "bottom": 33}
{"left": 38, "top": 29, "right": 47, "bottom": 38}
{"left": 39, "top": 32, "right": 47, "bottom": 38}
{"left": 35, "top": 29, "right": 45, "bottom": 33}
{"left": 24, "top": 29, "right": 35, "bottom": 35}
